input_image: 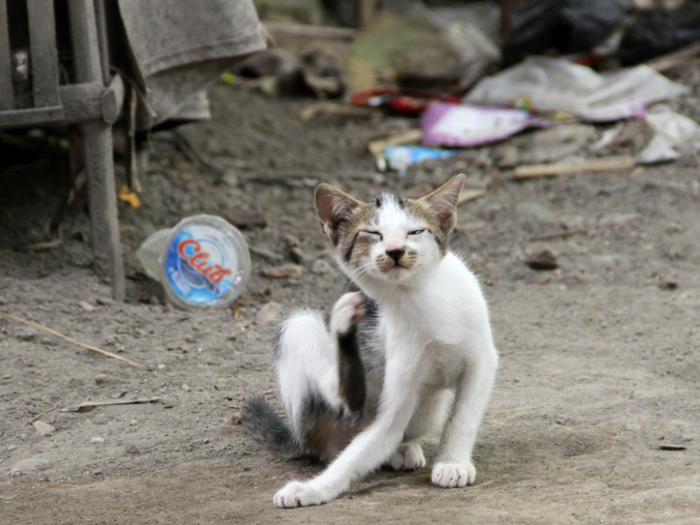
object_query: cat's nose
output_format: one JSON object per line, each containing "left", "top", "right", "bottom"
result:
{"left": 386, "top": 248, "right": 405, "bottom": 263}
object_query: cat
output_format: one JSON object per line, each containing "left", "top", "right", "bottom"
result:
{"left": 242, "top": 174, "right": 499, "bottom": 508}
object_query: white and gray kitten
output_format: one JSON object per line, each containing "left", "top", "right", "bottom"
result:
{"left": 243, "top": 174, "right": 499, "bottom": 508}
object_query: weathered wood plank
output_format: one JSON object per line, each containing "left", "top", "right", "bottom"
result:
{"left": 26, "top": 0, "right": 61, "bottom": 108}
{"left": 0, "top": 0, "right": 14, "bottom": 110}
{"left": 0, "top": 105, "right": 64, "bottom": 128}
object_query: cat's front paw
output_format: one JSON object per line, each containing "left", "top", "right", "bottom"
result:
{"left": 431, "top": 462, "right": 476, "bottom": 488}
{"left": 387, "top": 442, "right": 426, "bottom": 471}
{"left": 273, "top": 481, "right": 323, "bottom": 508}
{"left": 330, "top": 292, "right": 364, "bottom": 336}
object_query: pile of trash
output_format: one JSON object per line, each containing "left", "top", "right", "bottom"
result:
{"left": 226, "top": 0, "right": 700, "bottom": 174}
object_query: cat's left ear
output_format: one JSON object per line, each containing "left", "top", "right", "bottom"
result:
{"left": 419, "top": 174, "right": 465, "bottom": 235}
{"left": 315, "top": 183, "right": 361, "bottom": 245}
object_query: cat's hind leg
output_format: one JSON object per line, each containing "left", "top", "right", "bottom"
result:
{"left": 274, "top": 292, "right": 366, "bottom": 460}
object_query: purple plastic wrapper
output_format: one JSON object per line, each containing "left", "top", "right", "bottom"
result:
{"left": 421, "top": 103, "right": 542, "bottom": 148}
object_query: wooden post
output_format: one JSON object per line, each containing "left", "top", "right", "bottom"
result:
{"left": 26, "top": 0, "right": 61, "bottom": 108}
{"left": 0, "top": 0, "right": 13, "bottom": 110}
{"left": 67, "top": 0, "right": 125, "bottom": 301}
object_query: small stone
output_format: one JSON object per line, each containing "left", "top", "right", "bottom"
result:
{"left": 262, "top": 264, "right": 304, "bottom": 278}
{"left": 526, "top": 250, "right": 559, "bottom": 271}
{"left": 9, "top": 458, "right": 51, "bottom": 475}
{"left": 110, "top": 390, "right": 128, "bottom": 399}
{"left": 79, "top": 301, "right": 95, "bottom": 311}
{"left": 129, "top": 419, "right": 137, "bottom": 426}
{"left": 181, "top": 384, "right": 191, "bottom": 392}
{"left": 311, "top": 259, "right": 333, "bottom": 275}
{"left": 8, "top": 445, "right": 16, "bottom": 451}
{"left": 33, "top": 421, "right": 56, "bottom": 437}
{"left": 95, "top": 374, "right": 118, "bottom": 386}
{"left": 90, "top": 436, "right": 105, "bottom": 444}
{"left": 125, "top": 444, "right": 140, "bottom": 455}
{"left": 96, "top": 297, "right": 113, "bottom": 306}
{"left": 255, "top": 302, "right": 284, "bottom": 325}
{"left": 20, "top": 433, "right": 28, "bottom": 440}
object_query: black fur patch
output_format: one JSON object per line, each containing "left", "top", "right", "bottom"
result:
{"left": 337, "top": 324, "right": 366, "bottom": 423}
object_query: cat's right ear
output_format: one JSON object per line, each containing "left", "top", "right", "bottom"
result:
{"left": 315, "top": 184, "right": 360, "bottom": 246}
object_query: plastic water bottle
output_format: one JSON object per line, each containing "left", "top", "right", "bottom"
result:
{"left": 136, "top": 215, "right": 251, "bottom": 309}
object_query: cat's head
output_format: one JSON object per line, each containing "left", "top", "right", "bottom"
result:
{"left": 314, "top": 174, "right": 465, "bottom": 285}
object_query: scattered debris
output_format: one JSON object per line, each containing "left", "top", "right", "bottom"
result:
{"left": 118, "top": 185, "right": 141, "bottom": 209}
{"left": 0, "top": 311, "right": 142, "bottom": 367}
{"left": 32, "top": 421, "right": 56, "bottom": 437}
{"left": 422, "top": 103, "right": 542, "bottom": 148}
{"left": 519, "top": 124, "right": 597, "bottom": 165}
{"left": 298, "top": 102, "right": 380, "bottom": 121}
{"left": 514, "top": 155, "right": 635, "bottom": 179}
{"left": 454, "top": 221, "right": 488, "bottom": 234}
{"left": 367, "top": 129, "right": 423, "bottom": 156}
{"left": 78, "top": 301, "right": 95, "bottom": 312}
{"left": 530, "top": 228, "right": 593, "bottom": 242}
{"left": 465, "top": 56, "right": 689, "bottom": 122}
{"left": 233, "top": 48, "right": 345, "bottom": 98}
{"left": 382, "top": 145, "right": 457, "bottom": 173}
{"left": 60, "top": 398, "right": 161, "bottom": 413}
{"left": 526, "top": 250, "right": 559, "bottom": 271}
{"left": 350, "top": 87, "right": 460, "bottom": 117}
{"left": 457, "top": 188, "right": 487, "bottom": 205}
{"left": 262, "top": 264, "right": 305, "bottom": 278}
{"left": 109, "top": 390, "right": 128, "bottom": 399}
{"left": 658, "top": 444, "right": 686, "bottom": 451}
{"left": 636, "top": 108, "right": 700, "bottom": 164}
{"left": 95, "top": 374, "right": 120, "bottom": 386}
{"left": 348, "top": 7, "right": 500, "bottom": 94}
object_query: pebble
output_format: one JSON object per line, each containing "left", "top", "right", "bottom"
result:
{"left": 526, "top": 250, "right": 559, "bottom": 271}
{"left": 125, "top": 444, "right": 140, "bottom": 455}
{"left": 255, "top": 302, "right": 284, "bottom": 325}
{"left": 95, "top": 374, "right": 118, "bottom": 386}
{"left": 110, "top": 390, "right": 128, "bottom": 399}
{"left": 90, "top": 436, "right": 105, "bottom": 444}
{"left": 8, "top": 445, "right": 16, "bottom": 451}
{"left": 181, "top": 384, "right": 191, "bottom": 392}
{"left": 262, "top": 264, "right": 304, "bottom": 278}
{"left": 8, "top": 458, "right": 51, "bottom": 476}
{"left": 33, "top": 421, "right": 56, "bottom": 437}
{"left": 20, "top": 433, "right": 28, "bottom": 440}
{"left": 79, "top": 301, "right": 95, "bottom": 311}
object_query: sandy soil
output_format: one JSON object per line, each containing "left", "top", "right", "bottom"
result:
{"left": 1, "top": 80, "right": 700, "bottom": 525}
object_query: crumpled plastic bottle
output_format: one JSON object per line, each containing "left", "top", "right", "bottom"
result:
{"left": 136, "top": 215, "right": 251, "bottom": 309}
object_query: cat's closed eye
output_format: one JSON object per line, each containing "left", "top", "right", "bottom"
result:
{"left": 408, "top": 229, "right": 425, "bottom": 236}
{"left": 361, "top": 230, "right": 382, "bottom": 240}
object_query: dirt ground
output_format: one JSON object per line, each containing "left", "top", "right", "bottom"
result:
{"left": 2, "top": 74, "right": 700, "bottom": 525}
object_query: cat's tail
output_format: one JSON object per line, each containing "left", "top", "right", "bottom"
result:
{"left": 241, "top": 397, "right": 302, "bottom": 457}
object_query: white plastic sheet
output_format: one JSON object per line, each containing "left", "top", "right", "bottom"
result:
{"left": 464, "top": 56, "right": 690, "bottom": 122}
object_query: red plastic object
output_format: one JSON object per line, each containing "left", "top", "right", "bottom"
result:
{"left": 349, "top": 88, "right": 460, "bottom": 117}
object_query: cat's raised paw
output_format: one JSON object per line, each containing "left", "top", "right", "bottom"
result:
{"left": 387, "top": 442, "right": 426, "bottom": 471}
{"left": 273, "top": 481, "right": 323, "bottom": 508}
{"left": 431, "top": 462, "right": 476, "bottom": 488}
{"left": 330, "top": 292, "right": 364, "bottom": 336}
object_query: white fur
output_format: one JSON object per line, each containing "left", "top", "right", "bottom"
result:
{"left": 273, "top": 192, "right": 498, "bottom": 508}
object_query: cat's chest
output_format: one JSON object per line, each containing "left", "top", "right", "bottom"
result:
{"left": 418, "top": 340, "right": 467, "bottom": 388}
